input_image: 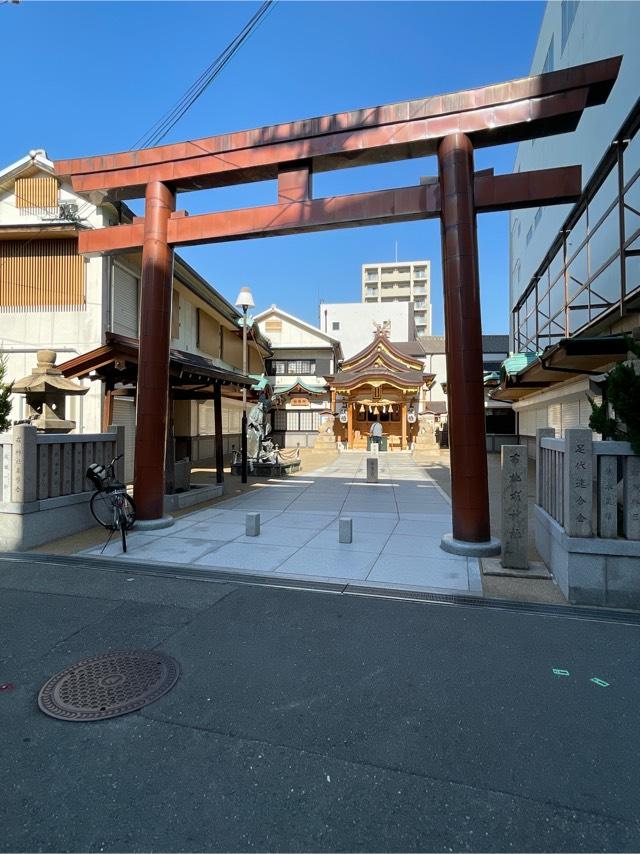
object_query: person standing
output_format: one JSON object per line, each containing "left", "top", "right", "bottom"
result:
{"left": 369, "top": 419, "right": 383, "bottom": 449}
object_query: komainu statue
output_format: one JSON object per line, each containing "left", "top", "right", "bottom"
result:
{"left": 318, "top": 413, "right": 335, "bottom": 435}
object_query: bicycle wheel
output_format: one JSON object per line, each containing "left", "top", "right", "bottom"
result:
{"left": 90, "top": 491, "right": 136, "bottom": 531}
{"left": 90, "top": 490, "right": 119, "bottom": 530}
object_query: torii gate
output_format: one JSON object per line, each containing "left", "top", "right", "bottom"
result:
{"left": 55, "top": 56, "right": 620, "bottom": 556}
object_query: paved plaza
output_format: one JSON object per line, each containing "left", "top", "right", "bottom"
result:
{"left": 81, "top": 453, "right": 482, "bottom": 594}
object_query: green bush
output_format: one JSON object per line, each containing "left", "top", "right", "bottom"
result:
{"left": 588, "top": 337, "right": 640, "bottom": 454}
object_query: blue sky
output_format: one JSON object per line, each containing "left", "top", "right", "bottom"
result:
{"left": 2, "top": 0, "right": 544, "bottom": 334}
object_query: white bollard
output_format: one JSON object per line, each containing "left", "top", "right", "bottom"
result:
{"left": 246, "top": 512, "right": 261, "bottom": 537}
{"left": 367, "top": 457, "right": 378, "bottom": 483}
{"left": 339, "top": 517, "right": 353, "bottom": 544}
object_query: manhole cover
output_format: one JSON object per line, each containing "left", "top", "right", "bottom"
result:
{"left": 38, "top": 650, "right": 180, "bottom": 722}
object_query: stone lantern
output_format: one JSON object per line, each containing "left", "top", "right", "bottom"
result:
{"left": 12, "top": 350, "right": 89, "bottom": 433}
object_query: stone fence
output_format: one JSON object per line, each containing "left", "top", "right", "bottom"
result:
{"left": 0, "top": 424, "right": 124, "bottom": 551}
{"left": 535, "top": 427, "right": 640, "bottom": 607}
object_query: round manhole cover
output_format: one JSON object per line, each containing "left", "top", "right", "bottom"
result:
{"left": 38, "top": 650, "right": 180, "bottom": 722}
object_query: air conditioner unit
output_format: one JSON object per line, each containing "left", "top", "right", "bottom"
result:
{"left": 59, "top": 202, "right": 79, "bottom": 221}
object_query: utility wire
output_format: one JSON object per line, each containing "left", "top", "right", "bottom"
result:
{"left": 131, "top": 0, "right": 275, "bottom": 150}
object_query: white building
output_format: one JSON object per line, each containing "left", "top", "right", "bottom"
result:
{"left": 361, "top": 260, "right": 432, "bottom": 336}
{"left": 319, "top": 300, "right": 416, "bottom": 360}
{"left": 506, "top": 1, "right": 640, "bottom": 452}
{"left": 0, "top": 149, "right": 270, "bottom": 480}
{"left": 254, "top": 305, "right": 342, "bottom": 447}
{"left": 510, "top": 0, "right": 640, "bottom": 323}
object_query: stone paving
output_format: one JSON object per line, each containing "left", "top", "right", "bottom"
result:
{"left": 81, "top": 452, "right": 482, "bottom": 594}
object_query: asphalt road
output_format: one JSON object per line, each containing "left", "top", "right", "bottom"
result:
{"left": 1, "top": 554, "right": 639, "bottom": 852}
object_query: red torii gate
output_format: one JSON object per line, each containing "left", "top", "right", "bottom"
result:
{"left": 55, "top": 56, "right": 620, "bottom": 556}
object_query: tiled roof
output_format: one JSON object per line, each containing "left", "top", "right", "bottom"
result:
{"left": 417, "top": 335, "right": 447, "bottom": 354}
{"left": 481, "top": 334, "right": 509, "bottom": 353}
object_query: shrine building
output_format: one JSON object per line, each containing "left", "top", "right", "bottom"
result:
{"left": 329, "top": 326, "right": 435, "bottom": 451}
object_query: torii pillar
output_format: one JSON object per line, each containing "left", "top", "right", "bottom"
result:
{"left": 134, "top": 181, "right": 176, "bottom": 523}
{"left": 438, "top": 134, "right": 499, "bottom": 555}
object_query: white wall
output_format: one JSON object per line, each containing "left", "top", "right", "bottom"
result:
{"left": 320, "top": 302, "right": 415, "bottom": 359}
{"left": 421, "top": 352, "right": 448, "bottom": 404}
{"left": 0, "top": 170, "right": 109, "bottom": 434}
{"left": 509, "top": 1, "right": 640, "bottom": 328}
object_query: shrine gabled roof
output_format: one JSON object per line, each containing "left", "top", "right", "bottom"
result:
{"left": 340, "top": 331, "right": 425, "bottom": 374}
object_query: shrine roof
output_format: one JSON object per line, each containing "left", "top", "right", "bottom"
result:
{"left": 274, "top": 378, "right": 328, "bottom": 396}
{"left": 58, "top": 332, "right": 254, "bottom": 397}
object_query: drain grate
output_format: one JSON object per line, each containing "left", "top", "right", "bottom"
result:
{"left": 38, "top": 650, "right": 180, "bottom": 722}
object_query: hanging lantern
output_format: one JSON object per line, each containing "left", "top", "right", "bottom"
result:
{"left": 339, "top": 407, "right": 348, "bottom": 424}
{"left": 373, "top": 406, "right": 379, "bottom": 415}
{"left": 359, "top": 404, "right": 365, "bottom": 414}
{"left": 407, "top": 405, "right": 417, "bottom": 424}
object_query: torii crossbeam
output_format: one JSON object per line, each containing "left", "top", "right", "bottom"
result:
{"left": 55, "top": 56, "right": 621, "bottom": 555}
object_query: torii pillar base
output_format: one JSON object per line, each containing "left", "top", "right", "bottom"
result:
{"left": 438, "top": 132, "right": 500, "bottom": 557}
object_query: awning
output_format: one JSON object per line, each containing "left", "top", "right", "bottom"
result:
{"left": 490, "top": 335, "right": 631, "bottom": 402}
{"left": 59, "top": 332, "right": 255, "bottom": 400}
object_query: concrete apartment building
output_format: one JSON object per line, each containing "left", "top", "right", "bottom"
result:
{"left": 0, "top": 149, "right": 270, "bottom": 480}
{"left": 362, "top": 260, "right": 432, "bottom": 336}
{"left": 506, "top": 1, "right": 640, "bottom": 449}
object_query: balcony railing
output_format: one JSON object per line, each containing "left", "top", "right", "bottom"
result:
{"left": 513, "top": 99, "right": 640, "bottom": 352}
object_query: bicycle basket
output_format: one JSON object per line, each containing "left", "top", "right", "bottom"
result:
{"left": 86, "top": 463, "right": 108, "bottom": 489}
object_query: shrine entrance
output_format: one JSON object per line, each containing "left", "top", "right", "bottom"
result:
{"left": 54, "top": 56, "right": 620, "bottom": 555}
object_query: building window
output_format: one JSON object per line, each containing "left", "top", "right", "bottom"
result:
{"left": 288, "top": 360, "right": 315, "bottom": 374}
{"left": 561, "top": 0, "right": 579, "bottom": 51}
{"left": 332, "top": 321, "right": 340, "bottom": 330}
{"left": 542, "top": 35, "right": 554, "bottom": 74}
{"left": 275, "top": 362, "right": 286, "bottom": 375}
{"left": 265, "top": 319, "right": 282, "bottom": 333}
{"left": 275, "top": 410, "right": 323, "bottom": 432}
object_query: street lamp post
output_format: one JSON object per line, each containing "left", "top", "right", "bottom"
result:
{"left": 235, "top": 286, "right": 255, "bottom": 484}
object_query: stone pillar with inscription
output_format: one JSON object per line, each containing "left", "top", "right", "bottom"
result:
{"left": 623, "top": 455, "right": 640, "bottom": 540}
{"left": 597, "top": 454, "right": 618, "bottom": 538}
{"left": 563, "top": 428, "right": 593, "bottom": 538}
{"left": 500, "top": 444, "right": 528, "bottom": 569}
{"left": 11, "top": 424, "right": 38, "bottom": 506}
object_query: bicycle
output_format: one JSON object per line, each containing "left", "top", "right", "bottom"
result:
{"left": 86, "top": 454, "right": 136, "bottom": 553}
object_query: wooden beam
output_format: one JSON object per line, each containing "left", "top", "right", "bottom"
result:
{"left": 54, "top": 58, "right": 620, "bottom": 198}
{"left": 76, "top": 166, "right": 581, "bottom": 256}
